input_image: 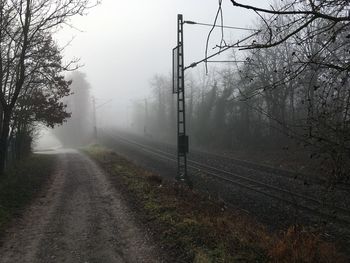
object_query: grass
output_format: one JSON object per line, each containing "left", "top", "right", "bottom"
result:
{"left": 84, "top": 145, "right": 346, "bottom": 263}
{"left": 0, "top": 154, "right": 56, "bottom": 235}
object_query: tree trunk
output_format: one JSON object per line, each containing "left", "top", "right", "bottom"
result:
{"left": 0, "top": 111, "right": 11, "bottom": 175}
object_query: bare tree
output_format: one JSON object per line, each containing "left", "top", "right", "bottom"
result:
{"left": 226, "top": 0, "right": 350, "bottom": 183}
{"left": 229, "top": 1, "right": 350, "bottom": 69}
{"left": 0, "top": 0, "right": 98, "bottom": 174}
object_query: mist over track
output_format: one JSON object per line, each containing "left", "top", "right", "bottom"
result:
{"left": 99, "top": 129, "right": 350, "bottom": 250}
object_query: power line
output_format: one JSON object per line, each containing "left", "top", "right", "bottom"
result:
{"left": 206, "top": 60, "right": 246, "bottom": 63}
{"left": 96, "top": 99, "right": 113, "bottom": 109}
{"left": 184, "top": 30, "right": 260, "bottom": 70}
{"left": 183, "top": 20, "right": 258, "bottom": 32}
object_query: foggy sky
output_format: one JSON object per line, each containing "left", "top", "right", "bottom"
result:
{"left": 56, "top": 0, "right": 269, "bottom": 127}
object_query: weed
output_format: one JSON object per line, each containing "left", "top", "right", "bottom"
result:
{"left": 84, "top": 145, "right": 346, "bottom": 263}
{"left": 269, "top": 225, "right": 345, "bottom": 263}
{"left": 0, "top": 154, "right": 55, "bottom": 235}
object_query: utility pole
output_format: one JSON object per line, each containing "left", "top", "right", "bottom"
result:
{"left": 170, "top": 15, "right": 258, "bottom": 188}
{"left": 92, "top": 96, "right": 97, "bottom": 142}
{"left": 173, "top": 14, "right": 192, "bottom": 188}
{"left": 144, "top": 98, "right": 148, "bottom": 136}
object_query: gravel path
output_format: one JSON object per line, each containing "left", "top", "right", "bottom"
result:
{"left": 0, "top": 149, "right": 162, "bottom": 263}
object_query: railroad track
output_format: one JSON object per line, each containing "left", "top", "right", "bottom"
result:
{"left": 102, "top": 132, "right": 350, "bottom": 227}
{"left": 126, "top": 134, "right": 350, "bottom": 192}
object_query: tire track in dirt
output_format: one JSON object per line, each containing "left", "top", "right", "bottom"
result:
{"left": 0, "top": 149, "right": 162, "bottom": 263}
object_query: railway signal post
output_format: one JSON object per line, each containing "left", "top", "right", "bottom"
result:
{"left": 92, "top": 96, "right": 97, "bottom": 142}
{"left": 171, "top": 13, "right": 260, "bottom": 188}
{"left": 173, "top": 14, "right": 192, "bottom": 188}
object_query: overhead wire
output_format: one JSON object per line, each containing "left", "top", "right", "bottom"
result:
{"left": 184, "top": 21, "right": 258, "bottom": 31}
{"left": 183, "top": 0, "right": 260, "bottom": 72}
{"left": 184, "top": 31, "right": 260, "bottom": 70}
{"left": 204, "top": 0, "right": 224, "bottom": 74}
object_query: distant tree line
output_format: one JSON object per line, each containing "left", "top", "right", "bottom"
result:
{"left": 132, "top": 0, "right": 350, "bottom": 185}
{"left": 54, "top": 71, "right": 93, "bottom": 147}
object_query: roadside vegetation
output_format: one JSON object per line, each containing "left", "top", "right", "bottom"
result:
{"left": 0, "top": 154, "right": 56, "bottom": 236}
{"left": 85, "top": 145, "right": 346, "bottom": 263}
{"left": 131, "top": 1, "right": 350, "bottom": 188}
{"left": 0, "top": 1, "right": 97, "bottom": 176}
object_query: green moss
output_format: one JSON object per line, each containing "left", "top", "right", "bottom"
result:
{"left": 0, "top": 154, "right": 55, "bottom": 236}
{"left": 194, "top": 249, "right": 212, "bottom": 263}
{"left": 0, "top": 208, "right": 9, "bottom": 229}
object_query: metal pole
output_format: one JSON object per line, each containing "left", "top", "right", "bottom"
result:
{"left": 176, "top": 14, "right": 192, "bottom": 188}
{"left": 92, "top": 96, "right": 97, "bottom": 142}
{"left": 144, "top": 98, "right": 148, "bottom": 136}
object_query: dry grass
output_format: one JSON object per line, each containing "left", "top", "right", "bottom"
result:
{"left": 0, "top": 154, "right": 56, "bottom": 236}
{"left": 269, "top": 225, "right": 345, "bottom": 263}
{"left": 84, "top": 145, "right": 346, "bottom": 263}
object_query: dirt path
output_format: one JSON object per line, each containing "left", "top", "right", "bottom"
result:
{"left": 0, "top": 149, "right": 162, "bottom": 263}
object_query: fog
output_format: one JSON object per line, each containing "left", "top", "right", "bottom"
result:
{"left": 50, "top": 0, "right": 268, "bottom": 130}
{"left": 33, "top": 0, "right": 350, "bottom": 188}
{"left": 6, "top": 1, "right": 348, "bottom": 258}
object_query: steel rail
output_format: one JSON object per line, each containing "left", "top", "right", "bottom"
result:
{"left": 102, "top": 132, "right": 350, "bottom": 226}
